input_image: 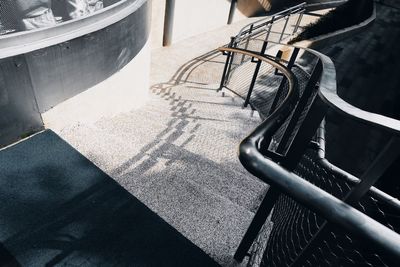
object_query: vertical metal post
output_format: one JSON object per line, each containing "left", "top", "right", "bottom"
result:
{"left": 225, "top": 37, "right": 237, "bottom": 84}
{"left": 234, "top": 187, "right": 281, "bottom": 261}
{"left": 283, "top": 97, "right": 328, "bottom": 170}
{"left": 279, "top": 15, "right": 290, "bottom": 43}
{"left": 266, "top": 18, "right": 274, "bottom": 43}
{"left": 276, "top": 60, "right": 323, "bottom": 154}
{"left": 344, "top": 137, "right": 400, "bottom": 205}
{"left": 274, "top": 50, "right": 283, "bottom": 76}
{"left": 235, "top": 91, "right": 325, "bottom": 262}
{"left": 243, "top": 59, "right": 261, "bottom": 108}
{"left": 241, "top": 24, "right": 254, "bottom": 64}
{"left": 293, "top": 12, "right": 304, "bottom": 34}
{"left": 163, "top": 0, "right": 175, "bottom": 46}
{"left": 218, "top": 37, "right": 235, "bottom": 92}
{"left": 227, "top": 0, "right": 237, "bottom": 25}
{"left": 268, "top": 48, "right": 300, "bottom": 115}
{"left": 243, "top": 24, "right": 272, "bottom": 108}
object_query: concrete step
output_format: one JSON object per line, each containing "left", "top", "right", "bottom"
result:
{"left": 66, "top": 98, "right": 267, "bottom": 212}
{"left": 57, "top": 121, "right": 266, "bottom": 266}
{"left": 55, "top": 82, "right": 267, "bottom": 266}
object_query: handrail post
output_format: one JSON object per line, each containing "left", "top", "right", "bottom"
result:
{"left": 225, "top": 37, "right": 237, "bottom": 85}
{"left": 274, "top": 50, "right": 283, "bottom": 75}
{"left": 264, "top": 21, "right": 273, "bottom": 47}
{"left": 293, "top": 12, "right": 304, "bottom": 34}
{"left": 279, "top": 15, "right": 290, "bottom": 43}
{"left": 276, "top": 59, "right": 323, "bottom": 154}
{"left": 234, "top": 187, "right": 281, "bottom": 261}
{"left": 268, "top": 48, "right": 300, "bottom": 115}
{"left": 241, "top": 24, "right": 253, "bottom": 64}
{"left": 243, "top": 59, "right": 261, "bottom": 108}
{"left": 218, "top": 37, "right": 235, "bottom": 92}
{"left": 243, "top": 25, "right": 271, "bottom": 108}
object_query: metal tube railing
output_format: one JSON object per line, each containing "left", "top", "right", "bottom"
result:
{"left": 231, "top": 41, "right": 400, "bottom": 266}
{"left": 316, "top": 120, "right": 400, "bottom": 211}
{"left": 239, "top": 137, "right": 400, "bottom": 264}
{"left": 219, "top": 3, "right": 306, "bottom": 95}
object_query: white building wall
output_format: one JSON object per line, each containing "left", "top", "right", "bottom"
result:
{"left": 151, "top": 0, "right": 268, "bottom": 48}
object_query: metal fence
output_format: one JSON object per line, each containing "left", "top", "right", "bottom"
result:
{"left": 219, "top": 2, "right": 306, "bottom": 97}
{"left": 218, "top": 3, "right": 400, "bottom": 266}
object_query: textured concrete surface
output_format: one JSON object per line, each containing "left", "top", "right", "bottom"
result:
{"left": 56, "top": 65, "right": 266, "bottom": 266}
{"left": 0, "top": 130, "right": 220, "bottom": 267}
{"left": 43, "top": 12, "right": 319, "bottom": 266}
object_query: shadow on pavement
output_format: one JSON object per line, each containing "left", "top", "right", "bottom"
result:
{"left": 0, "top": 130, "right": 220, "bottom": 267}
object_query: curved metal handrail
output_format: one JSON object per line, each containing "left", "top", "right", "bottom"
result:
{"left": 0, "top": 0, "right": 147, "bottom": 59}
{"left": 234, "top": 2, "right": 306, "bottom": 43}
{"left": 315, "top": 119, "right": 400, "bottom": 210}
{"left": 239, "top": 134, "right": 400, "bottom": 262}
{"left": 234, "top": 41, "right": 400, "bottom": 262}
{"left": 222, "top": 41, "right": 400, "bottom": 210}
{"left": 218, "top": 47, "right": 299, "bottom": 150}
{"left": 261, "top": 40, "right": 400, "bottom": 134}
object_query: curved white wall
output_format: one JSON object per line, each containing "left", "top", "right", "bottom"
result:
{"left": 42, "top": 38, "right": 151, "bottom": 130}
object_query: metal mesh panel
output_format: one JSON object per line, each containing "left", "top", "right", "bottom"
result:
{"left": 254, "top": 148, "right": 399, "bottom": 266}
{"left": 223, "top": 4, "right": 399, "bottom": 267}
{"left": 268, "top": 64, "right": 313, "bottom": 154}
{"left": 0, "top": 1, "right": 19, "bottom": 34}
{"left": 224, "top": 49, "right": 282, "bottom": 113}
{"left": 223, "top": 31, "right": 319, "bottom": 154}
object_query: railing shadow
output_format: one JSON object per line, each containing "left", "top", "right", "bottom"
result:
{"left": 0, "top": 130, "right": 221, "bottom": 267}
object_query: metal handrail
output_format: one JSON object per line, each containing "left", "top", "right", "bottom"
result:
{"left": 238, "top": 133, "right": 400, "bottom": 262}
{"left": 315, "top": 119, "right": 400, "bottom": 210}
{"left": 218, "top": 46, "right": 300, "bottom": 147}
{"left": 236, "top": 43, "right": 400, "bottom": 260}
{"left": 234, "top": 2, "right": 306, "bottom": 44}
{"left": 258, "top": 40, "right": 400, "bottom": 134}
{"left": 234, "top": 41, "right": 400, "bottom": 264}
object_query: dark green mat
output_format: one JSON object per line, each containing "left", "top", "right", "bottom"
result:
{"left": 0, "top": 130, "right": 220, "bottom": 267}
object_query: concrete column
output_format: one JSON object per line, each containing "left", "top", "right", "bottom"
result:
{"left": 227, "top": 0, "right": 237, "bottom": 24}
{"left": 163, "top": 0, "right": 175, "bottom": 46}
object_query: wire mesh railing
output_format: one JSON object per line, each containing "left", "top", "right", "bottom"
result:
{"left": 227, "top": 44, "right": 400, "bottom": 267}
{"left": 218, "top": 4, "right": 400, "bottom": 265}
{"left": 219, "top": 3, "right": 306, "bottom": 96}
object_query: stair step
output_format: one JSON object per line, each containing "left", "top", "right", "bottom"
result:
{"left": 55, "top": 79, "right": 266, "bottom": 267}
{"left": 59, "top": 116, "right": 266, "bottom": 212}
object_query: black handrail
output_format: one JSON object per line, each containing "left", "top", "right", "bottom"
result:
{"left": 239, "top": 134, "right": 400, "bottom": 262}
{"left": 218, "top": 48, "right": 299, "bottom": 132}
{"left": 315, "top": 119, "right": 400, "bottom": 210}
{"left": 234, "top": 2, "right": 306, "bottom": 44}
{"left": 236, "top": 42, "right": 400, "bottom": 264}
